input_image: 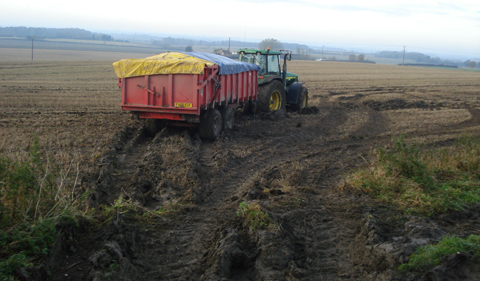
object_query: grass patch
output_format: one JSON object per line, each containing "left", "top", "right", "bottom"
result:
{"left": 236, "top": 201, "right": 278, "bottom": 232}
{"left": 346, "top": 135, "right": 480, "bottom": 215}
{"left": 399, "top": 235, "right": 480, "bottom": 272}
{"left": 100, "top": 198, "right": 177, "bottom": 222}
{"left": 0, "top": 138, "right": 88, "bottom": 279}
{"left": 0, "top": 219, "right": 56, "bottom": 279}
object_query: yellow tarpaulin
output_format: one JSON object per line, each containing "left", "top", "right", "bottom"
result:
{"left": 113, "top": 52, "right": 216, "bottom": 78}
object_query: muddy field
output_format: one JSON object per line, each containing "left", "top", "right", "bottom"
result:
{"left": 1, "top": 59, "right": 480, "bottom": 280}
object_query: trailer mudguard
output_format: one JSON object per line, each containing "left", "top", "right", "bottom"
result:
{"left": 286, "top": 82, "right": 305, "bottom": 104}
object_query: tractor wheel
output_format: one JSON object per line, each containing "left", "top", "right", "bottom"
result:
{"left": 290, "top": 86, "right": 309, "bottom": 111}
{"left": 199, "top": 108, "right": 222, "bottom": 141}
{"left": 220, "top": 106, "right": 234, "bottom": 130}
{"left": 257, "top": 80, "right": 286, "bottom": 113}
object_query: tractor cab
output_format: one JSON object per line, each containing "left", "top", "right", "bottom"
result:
{"left": 239, "top": 49, "right": 280, "bottom": 76}
{"left": 237, "top": 48, "right": 308, "bottom": 112}
{"left": 238, "top": 48, "right": 298, "bottom": 89}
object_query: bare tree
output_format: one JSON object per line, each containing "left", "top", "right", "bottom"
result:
{"left": 469, "top": 61, "right": 476, "bottom": 68}
{"left": 357, "top": 54, "right": 365, "bottom": 61}
{"left": 349, "top": 54, "right": 357, "bottom": 61}
{"left": 259, "top": 38, "right": 283, "bottom": 50}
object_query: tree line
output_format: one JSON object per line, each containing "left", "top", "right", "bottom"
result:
{"left": 375, "top": 51, "right": 479, "bottom": 68}
{"left": 152, "top": 37, "right": 309, "bottom": 52}
{"left": 0, "top": 27, "right": 113, "bottom": 41}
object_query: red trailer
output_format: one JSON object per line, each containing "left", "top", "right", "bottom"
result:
{"left": 114, "top": 52, "right": 259, "bottom": 140}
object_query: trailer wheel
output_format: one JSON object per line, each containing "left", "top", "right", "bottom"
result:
{"left": 220, "top": 106, "right": 234, "bottom": 130}
{"left": 243, "top": 101, "right": 253, "bottom": 115}
{"left": 144, "top": 119, "right": 165, "bottom": 137}
{"left": 257, "top": 80, "right": 286, "bottom": 113}
{"left": 199, "top": 109, "right": 222, "bottom": 141}
{"left": 290, "top": 86, "right": 309, "bottom": 111}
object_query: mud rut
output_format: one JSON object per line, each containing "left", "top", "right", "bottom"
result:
{"left": 49, "top": 98, "right": 480, "bottom": 281}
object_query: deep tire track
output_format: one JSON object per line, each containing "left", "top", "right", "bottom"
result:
{"left": 53, "top": 98, "right": 479, "bottom": 280}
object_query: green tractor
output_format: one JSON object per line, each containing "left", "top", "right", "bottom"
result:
{"left": 238, "top": 48, "right": 308, "bottom": 113}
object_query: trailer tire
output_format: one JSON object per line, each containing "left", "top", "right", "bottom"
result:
{"left": 220, "top": 106, "right": 234, "bottom": 130}
{"left": 243, "top": 101, "right": 253, "bottom": 115}
{"left": 199, "top": 109, "right": 222, "bottom": 141}
{"left": 144, "top": 119, "right": 165, "bottom": 137}
{"left": 290, "top": 86, "right": 309, "bottom": 111}
{"left": 257, "top": 80, "right": 286, "bottom": 113}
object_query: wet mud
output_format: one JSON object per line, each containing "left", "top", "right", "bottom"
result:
{"left": 45, "top": 98, "right": 480, "bottom": 281}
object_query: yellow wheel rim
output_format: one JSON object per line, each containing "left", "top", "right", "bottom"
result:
{"left": 270, "top": 90, "right": 281, "bottom": 111}
{"left": 301, "top": 95, "right": 307, "bottom": 108}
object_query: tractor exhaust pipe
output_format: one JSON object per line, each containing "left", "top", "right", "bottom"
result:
{"left": 281, "top": 50, "right": 291, "bottom": 90}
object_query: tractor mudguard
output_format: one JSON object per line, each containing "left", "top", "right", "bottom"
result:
{"left": 287, "top": 82, "right": 305, "bottom": 104}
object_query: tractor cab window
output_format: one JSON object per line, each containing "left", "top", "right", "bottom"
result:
{"left": 239, "top": 53, "right": 280, "bottom": 75}
{"left": 267, "top": 55, "right": 280, "bottom": 75}
{"left": 239, "top": 53, "right": 255, "bottom": 64}
{"left": 240, "top": 53, "right": 267, "bottom": 74}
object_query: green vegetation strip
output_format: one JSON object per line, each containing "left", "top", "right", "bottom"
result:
{"left": 0, "top": 219, "right": 56, "bottom": 279}
{"left": 0, "top": 139, "right": 85, "bottom": 279}
{"left": 347, "top": 135, "right": 480, "bottom": 215}
{"left": 399, "top": 235, "right": 480, "bottom": 272}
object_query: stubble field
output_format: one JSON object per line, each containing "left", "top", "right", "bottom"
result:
{"left": 1, "top": 57, "right": 480, "bottom": 280}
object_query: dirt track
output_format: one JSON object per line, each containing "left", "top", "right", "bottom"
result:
{"left": 50, "top": 101, "right": 480, "bottom": 280}
{"left": 2, "top": 60, "right": 480, "bottom": 280}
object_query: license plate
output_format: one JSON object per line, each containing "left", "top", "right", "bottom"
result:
{"left": 174, "top": 103, "right": 193, "bottom": 108}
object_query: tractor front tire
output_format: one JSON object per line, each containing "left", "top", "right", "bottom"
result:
{"left": 199, "top": 109, "right": 222, "bottom": 141}
{"left": 220, "top": 106, "right": 234, "bottom": 130}
{"left": 290, "top": 86, "right": 309, "bottom": 111}
{"left": 257, "top": 80, "right": 286, "bottom": 113}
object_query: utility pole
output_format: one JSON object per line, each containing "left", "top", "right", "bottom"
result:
{"left": 402, "top": 46, "right": 406, "bottom": 66}
{"left": 31, "top": 37, "right": 34, "bottom": 60}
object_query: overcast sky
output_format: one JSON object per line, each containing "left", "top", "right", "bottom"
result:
{"left": 1, "top": 0, "right": 479, "bottom": 59}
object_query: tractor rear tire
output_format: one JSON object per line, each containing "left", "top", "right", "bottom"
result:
{"left": 220, "top": 106, "right": 234, "bottom": 130}
{"left": 290, "top": 86, "right": 309, "bottom": 111}
{"left": 257, "top": 80, "right": 286, "bottom": 113}
{"left": 199, "top": 108, "right": 222, "bottom": 141}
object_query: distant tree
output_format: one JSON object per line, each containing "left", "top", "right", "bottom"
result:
{"left": 152, "top": 39, "right": 171, "bottom": 49}
{"left": 25, "top": 35, "right": 43, "bottom": 41}
{"left": 185, "top": 46, "right": 193, "bottom": 52}
{"left": 349, "top": 54, "right": 356, "bottom": 61}
{"left": 259, "top": 38, "right": 283, "bottom": 50}
{"left": 357, "top": 54, "right": 365, "bottom": 61}
{"left": 464, "top": 60, "right": 471, "bottom": 67}
{"left": 100, "top": 34, "right": 113, "bottom": 41}
{"left": 469, "top": 61, "right": 477, "bottom": 68}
